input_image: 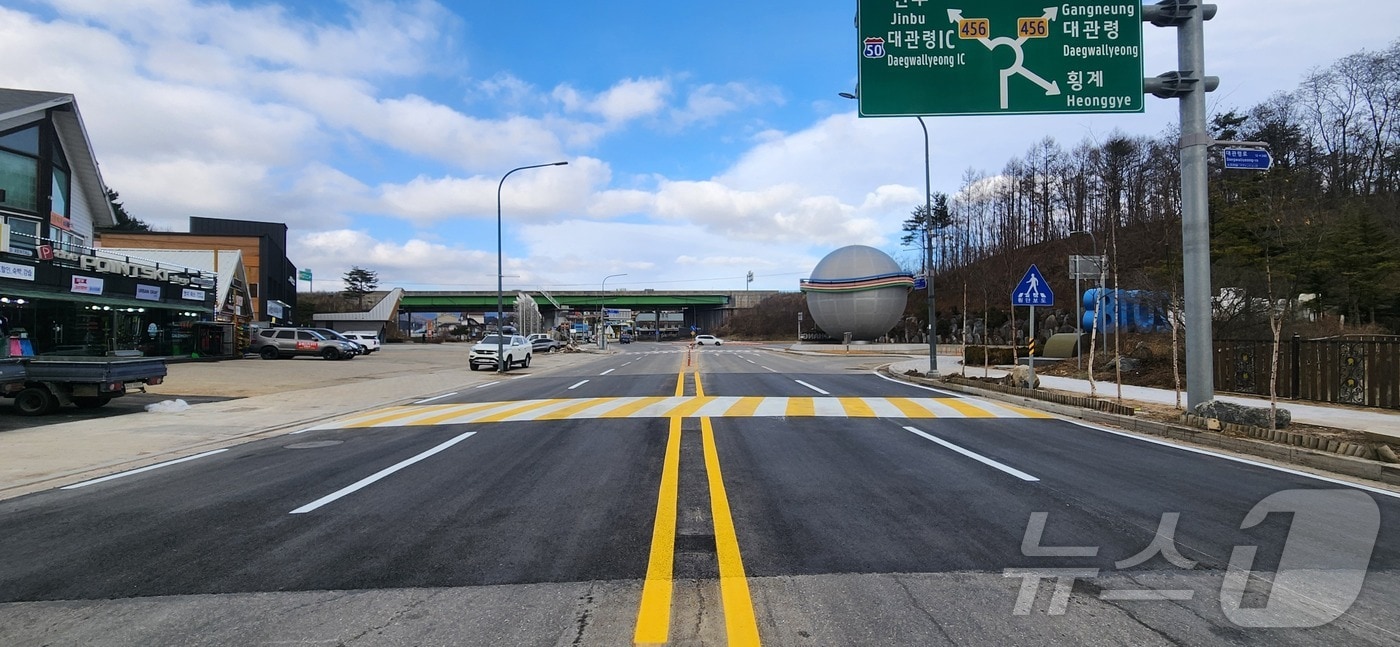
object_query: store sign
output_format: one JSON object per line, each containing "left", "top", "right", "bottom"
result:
{"left": 50, "top": 249, "right": 199, "bottom": 286}
{"left": 71, "top": 275, "right": 105, "bottom": 295}
{"left": 0, "top": 261, "right": 36, "bottom": 281}
{"left": 181, "top": 288, "right": 206, "bottom": 301}
{"left": 136, "top": 284, "right": 162, "bottom": 301}
{"left": 267, "top": 301, "right": 285, "bottom": 319}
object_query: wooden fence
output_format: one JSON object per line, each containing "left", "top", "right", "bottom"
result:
{"left": 1214, "top": 336, "right": 1400, "bottom": 409}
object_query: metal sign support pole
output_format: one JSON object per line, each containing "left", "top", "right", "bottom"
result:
{"left": 1028, "top": 305, "right": 1036, "bottom": 383}
{"left": 1178, "top": 9, "right": 1214, "bottom": 409}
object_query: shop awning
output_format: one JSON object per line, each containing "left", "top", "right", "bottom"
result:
{"left": 0, "top": 286, "right": 208, "bottom": 313}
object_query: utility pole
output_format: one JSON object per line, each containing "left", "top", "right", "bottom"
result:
{"left": 1144, "top": 1, "right": 1219, "bottom": 409}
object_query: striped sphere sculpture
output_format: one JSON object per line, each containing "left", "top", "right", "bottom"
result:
{"left": 801, "top": 245, "right": 914, "bottom": 341}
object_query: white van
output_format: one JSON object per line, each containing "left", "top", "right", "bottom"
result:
{"left": 342, "top": 331, "right": 382, "bottom": 354}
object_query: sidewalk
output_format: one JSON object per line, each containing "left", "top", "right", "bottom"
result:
{"left": 0, "top": 343, "right": 605, "bottom": 501}
{"left": 886, "top": 354, "right": 1400, "bottom": 443}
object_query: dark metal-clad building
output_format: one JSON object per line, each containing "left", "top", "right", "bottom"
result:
{"left": 189, "top": 217, "right": 298, "bottom": 322}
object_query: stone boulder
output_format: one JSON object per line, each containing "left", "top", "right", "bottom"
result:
{"left": 1002, "top": 365, "right": 1040, "bottom": 389}
{"left": 1193, "top": 400, "right": 1291, "bottom": 430}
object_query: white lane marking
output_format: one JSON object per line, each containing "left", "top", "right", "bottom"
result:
{"left": 1064, "top": 419, "right": 1400, "bottom": 500}
{"left": 902, "top": 426, "right": 1039, "bottom": 482}
{"left": 62, "top": 449, "right": 229, "bottom": 490}
{"left": 600, "top": 368, "right": 616, "bottom": 376}
{"left": 872, "top": 370, "right": 966, "bottom": 398}
{"left": 290, "top": 431, "right": 477, "bottom": 514}
{"left": 795, "top": 380, "right": 830, "bottom": 395}
{"left": 875, "top": 368, "right": 1400, "bottom": 499}
{"left": 762, "top": 366, "right": 779, "bottom": 373}
{"left": 415, "top": 392, "right": 458, "bottom": 404}
{"left": 745, "top": 359, "right": 757, "bottom": 364}
{"left": 474, "top": 381, "right": 501, "bottom": 389}
{"left": 568, "top": 380, "right": 590, "bottom": 390}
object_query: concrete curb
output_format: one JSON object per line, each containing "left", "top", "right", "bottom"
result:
{"left": 882, "top": 365, "right": 1400, "bottom": 489}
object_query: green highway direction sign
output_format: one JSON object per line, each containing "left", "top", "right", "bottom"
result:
{"left": 857, "top": 1, "right": 1144, "bottom": 117}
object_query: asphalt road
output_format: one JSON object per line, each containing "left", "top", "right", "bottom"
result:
{"left": 1, "top": 344, "right": 1397, "bottom": 646}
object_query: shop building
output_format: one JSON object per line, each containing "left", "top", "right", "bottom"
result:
{"left": 1, "top": 88, "right": 217, "bottom": 357}
{"left": 99, "top": 217, "right": 298, "bottom": 326}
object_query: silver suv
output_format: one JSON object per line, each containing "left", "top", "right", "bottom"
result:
{"left": 470, "top": 334, "right": 532, "bottom": 371}
{"left": 253, "top": 328, "right": 358, "bottom": 360}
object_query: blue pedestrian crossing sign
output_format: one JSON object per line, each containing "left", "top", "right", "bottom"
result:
{"left": 1012, "top": 264, "right": 1054, "bottom": 306}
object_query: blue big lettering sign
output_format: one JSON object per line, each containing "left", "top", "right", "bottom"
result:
{"left": 1082, "top": 289, "right": 1168, "bottom": 333}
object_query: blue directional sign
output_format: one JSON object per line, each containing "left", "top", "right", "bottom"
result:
{"left": 914, "top": 277, "right": 927, "bottom": 290}
{"left": 1222, "top": 148, "right": 1272, "bottom": 170}
{"left": 1012, "top": 264, "right": 1054, "bottom": 306}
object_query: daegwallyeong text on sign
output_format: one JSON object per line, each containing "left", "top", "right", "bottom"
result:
{"left": 857, "top": 1, "right": 1144, "bottom": 117}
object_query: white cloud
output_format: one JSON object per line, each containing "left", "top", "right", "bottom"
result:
{"left": 376, "top": 156, "right": 610, "bottom": 225}
{"left": 553, "top": 77, "right": 671, "bottom": 124}
{"left": 672, "top": 82, "right": 782, "bottom": 127}
{"left": 44, "top": 0, "right": 454, "bottom": 77}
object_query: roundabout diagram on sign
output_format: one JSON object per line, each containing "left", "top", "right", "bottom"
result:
{"left": 856, "top": 1, "right": 1143, "bottom": 117}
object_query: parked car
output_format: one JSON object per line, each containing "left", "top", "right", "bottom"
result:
{"left": 307, "top": 328, "right": 364, "bottom": 356}
{"left": 470, "top": 334, "right": 532, "bottom": 371}
{"left": 342, "top": 331, "right": 381, "bottom": 354}
{"left": 252, "top": 328, "right": 358, "bottom": 360}
{"left": 619, "top": 332, "right": 633, "bottom": 343}
{"left": 526, "top": 333, "right": 559, "bottom": 353}
{"left": 694, "top": 334, "right": 723, "bottom": 346}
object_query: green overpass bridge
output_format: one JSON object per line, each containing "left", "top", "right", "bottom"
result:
{"left": 397, "top": 289, "right": 779, "bottom": 334}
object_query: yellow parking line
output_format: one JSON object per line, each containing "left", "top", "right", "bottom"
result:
{"left": 701, "top": 416, "right": 761, "bottom": 645}
{"left": 838, "top": 397, "right": 877, "bottom": 418}
{"left": 633, "top": 416, "right": 682, "bottom": 644}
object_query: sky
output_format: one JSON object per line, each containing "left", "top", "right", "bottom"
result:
{"left": 2, "top": 0, "right": 1398, "bottom": 295}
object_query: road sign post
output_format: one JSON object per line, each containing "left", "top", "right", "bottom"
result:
{"left": 1012, "top": 265, "right": 1054, "bottom": 384}
{"left": 856, "top": 1, "right": 1144, "bottom": 117}
{"left": 1222, "top": 148, "right": 1272, "bottom": 170}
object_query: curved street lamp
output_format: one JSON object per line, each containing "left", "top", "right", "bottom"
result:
{"left": 599, "top": 273, "right": 627, "bottom": 350}
{"left": 497, "top": 161, "right": 568, "bottom": 373}
{"left": 841, "top": 90, "right": 936, "bottom": 375}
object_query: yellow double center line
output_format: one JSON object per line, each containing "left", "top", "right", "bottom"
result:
{"left": 634, "top": 359, "right": 760, "bottom": 645}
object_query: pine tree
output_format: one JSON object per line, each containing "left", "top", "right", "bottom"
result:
{"left": 342, "top": 266, "right": 379, "bottom": 309}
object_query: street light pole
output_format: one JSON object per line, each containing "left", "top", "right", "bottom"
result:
{"left": 841, "top": 91, "right": 936, "bottom": 376}
{"left": 497, "top": 161, "right": 568, "bottom": 373}
{"left": 599, "top": 273, "right": 627, "bottom": 350}
{"left": 917, "top": 115, "right": 937, "bottom": 377}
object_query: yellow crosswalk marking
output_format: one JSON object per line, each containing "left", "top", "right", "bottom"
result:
{"left": 315, "top": 396, "right": 1052, "bottom": 429}
{"left": 785, "top": 397, "right": 815, "bottom": 416}
{"left": 839, "top": 397, "right": 877, "bottom": 417}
